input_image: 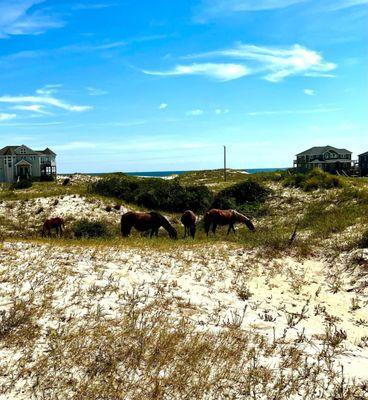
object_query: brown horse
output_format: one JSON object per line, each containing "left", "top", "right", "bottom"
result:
{"left": 42, "top": 217, "right": 65, "bottom": 237}
{"left": 121, "top": 211, "right": 177, "bottom": 239}
{"left": 181, "top": 210, "right": 197, "bottom": 238}
{"left": 204, "top": 209, "right": 255, "bottom": 236}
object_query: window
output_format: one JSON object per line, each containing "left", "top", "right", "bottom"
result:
{"left": 19, "top": 148, "right": 26, "bottom": 154}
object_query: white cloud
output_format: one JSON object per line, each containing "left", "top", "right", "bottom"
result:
{"left": 54, "top": 141, "right": 97, "bottom": 151}
{"left": 86, "top": 87, "right": 108, "bottom": 96}
{"left": 0, "top": 113, "right": 16, "bottom": 121}
{"left": 247, "top": 107, "right": 341, "bottom": 116}
{"left": 187, "top": 43, "right": 336, "bottom": 82}
{"left": 196, "top": 0, "right": 368, "bottom": 20}
{"left": 0, "top": 90, "right": 92, "bottom": 112}
{"left": 215, "top": 108, "right": 229, "bottom": 114}
{"left": 0, "top": 0, "right": 63, "bottom": 38}
{"left": 159, "top": 103, "right": 168, "bottom": 109}
{"left": 304, "top": 89, "right": 315, "bottom": 96}
{"left": 201, "top": 0, "right": 304, "bottom": 14}
{"left": 11, "top": 104, "right": 50, "bottom": 114}
{"left": 143, "top": 63, "right": 250, "bottom": 81}
{"left": 186, "top": 109, "right": 204, "bottom": 116}
{"left": 36, "top": 84, "right": 62, "bottom": 96}
{"left": 72, "top": 2, "right": 118, "bottom": 10}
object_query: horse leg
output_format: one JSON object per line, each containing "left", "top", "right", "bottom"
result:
{"left": 205, "top": 222, "right": 210, "bottom": 236}
{"left": 212, "top": 223, "right": 217, "bottom": 235}
{"left": 227, "top": 224, "right": 232, "bottom": 235}
{"left": 183, "top": 226, "right": 187, "bottom": 238}
{"left": 59, "top": 224, "right": 63, "bottom": 237}
{"left": 232, "top": 224, "right": 236, "bottom": 233}
{"left": 48, "top": 228, "right": 51, "bottom": 238}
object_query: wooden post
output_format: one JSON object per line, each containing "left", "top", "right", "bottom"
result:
{"left": 223, "top": 145, "right": 227, "bottom": 182}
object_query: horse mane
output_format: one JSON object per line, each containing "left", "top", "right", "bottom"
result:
{"left": 233, "top": 210, "right": 255, "bottom": 231}
{"left": 150, "top": 212, "right": 177, "bottom": 237}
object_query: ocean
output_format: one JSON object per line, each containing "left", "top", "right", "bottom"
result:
{"left": 123, "top": 168, "right": 286, "bottom": 177}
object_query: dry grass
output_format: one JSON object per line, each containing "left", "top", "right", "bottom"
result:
{"left": 0, "top": 241, "right": 368, "bottom": 399}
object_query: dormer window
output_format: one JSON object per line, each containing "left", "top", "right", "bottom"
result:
{"left": 20, "top": 148, "right": 26, "bottom": 154}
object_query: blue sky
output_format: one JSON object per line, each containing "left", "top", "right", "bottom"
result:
{"left": 0, "top": 0, "right": 367, "bottom": 172}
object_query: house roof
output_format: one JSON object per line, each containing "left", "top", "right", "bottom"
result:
{"left": 0, "top": 145, "right": 56, "bottom": 156}
{"left": 15, "top": 159, "right": 32, "bottom": 167}
{"left": 359, "top": 151, "right": 368, "bottom": 157}
{"left": 296, "top": 145, "right": 352, "bottom": 156}
{"left": 0, "top": 146, "right": 18, "bottom": 155}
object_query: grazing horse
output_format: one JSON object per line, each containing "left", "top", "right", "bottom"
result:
{"left": 204, "top": 209, "right": 255, "bottom": 236}
{"left": 121, "top": 211, "right": 177, "bottom": 239}
{"left": 42, "top": 217, "right": 65, "bottom": 237}
{"left": 181, "top": 210, "right": 197, "bottom": 238}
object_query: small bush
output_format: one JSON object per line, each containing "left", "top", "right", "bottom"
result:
{"left": 72, "top": 219, "right": 110, "bottom": 239}
{"left": 40, "top": 174, "right": 55, "bottom": 182}
{"left": 10, "top": 179, "right": 32, "bottom": 190}
{"left": 283, "top": 169, "right": 343, "bottom": 192}
{"left": 62, "top": 178, "right": 71, "bottom": 186}
{"left": 360, "top": 230, "right": 368, "bottom": 248}
{"left": 212, "top": 180, "right": 269, "bottom": 217}
{"left": 90, "top": 174, "right": 213, "bottom": 212}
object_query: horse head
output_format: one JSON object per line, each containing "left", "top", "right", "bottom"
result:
{"left": 233, "top": 211, "right": 255, "bottom": 231}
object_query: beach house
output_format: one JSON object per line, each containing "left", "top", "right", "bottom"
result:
{"left": 294, "top": 146, "right": 353, "bottom": 174}
{"left": 359, "top": 151, "right": 368, "bottom": 176}
{"left": 0, "top": 145, "right": 57, "bottom": 183}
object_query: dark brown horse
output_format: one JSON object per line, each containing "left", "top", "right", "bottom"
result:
{"left": 181, "top": 210, "right": 197, "bottom": 238}
{"left": 121, "top": 211, "right": 177, "bottom": 239}
{"left": 42, "top": 217, "right": 65, "bottom": 237}
{"left": 204, "top": 209, "right": 255, "bottom": 236}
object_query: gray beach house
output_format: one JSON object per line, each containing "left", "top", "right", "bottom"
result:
{"left": 359, "top": 151, "right": 368, "bottom": 176}
{"left": 0, "top": 145, "right": 56, "bottom": 183}
{"left": 294, "top": 145, "right": 352, "bottom": 174}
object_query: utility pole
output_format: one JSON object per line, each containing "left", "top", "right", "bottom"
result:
{"left": 223, "top": 145, "right": 227, "bottom": 182}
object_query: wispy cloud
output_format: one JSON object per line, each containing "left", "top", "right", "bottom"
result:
{"left": 186, "top": 43, "right": 336, "bottom": 82}
{"left": 0, "top": 89, "right": 92, "bottom": 112}
{"left": 0, "top": 0, "right": 63, "bottom": 38}
{"left": 86, "top": 87, "right": 108, "bottom": 96}
{"left": 215, "top": 108, "right": 229, "bottom": 114}
{"left": 143, "top": 63, "right": 250, "bottom": 81}
{"left": 0, "top": 113, "right": 16, "bottom": 121}
{"left": 196, "top": 0, "right": 368, "bottom": 20}
{"left": 304, "top": 89, "right": 315, "bottom": 96}
{"left": 247, "top": 107, "right": 341, "bottom": 116}
{"left": 11, "top": 104, "right": 50, "bottom": 114}
{"left": 71, "top": 2, "right": 118, "bottom": 10}
{"left": 186, "top": 109, "right": 204, "bottom": 116}
{"left": 159, "top": 103, "right": 168, "bottom": 109}
{"left": 54, "top": 141, "right": 97, "bottom": 151}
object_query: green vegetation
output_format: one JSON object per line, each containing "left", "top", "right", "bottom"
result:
{"left": 72, "top": 219, "right": 111, "bottom": 239}
{"left": 10, "top": 179, "right": 32, "bottom": 190}
{"left": 90, "top": 174, "right": 213, "bottom": 212}
{"left": 212, "top": 179, "right": 269, "bottom": 217}
{"left": 360, "top": 229, "right": 368, "bottom": 248}
{"left": 283, "top": 169, "right": 343, "bottom": 191}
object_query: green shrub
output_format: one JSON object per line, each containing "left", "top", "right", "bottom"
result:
{"left": 212, "top": 180, "right": 269, "bottom": 216}
{"left": 360, "top": 230, "right": 368, "bottom": 248}
{"left": 90, "top": 174, "right": 212, "bottom": 212}
{"left": 72, "top": 219, "right": 110, "bottom": 239}
{"left": 283, "top": 169, "right": 343, "bottom": 192}
{"left": 40, "top": 175, "right": 55, "bottom": 182}
{"left": 10, "top": 179, "right": 32, "bottom": 190}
